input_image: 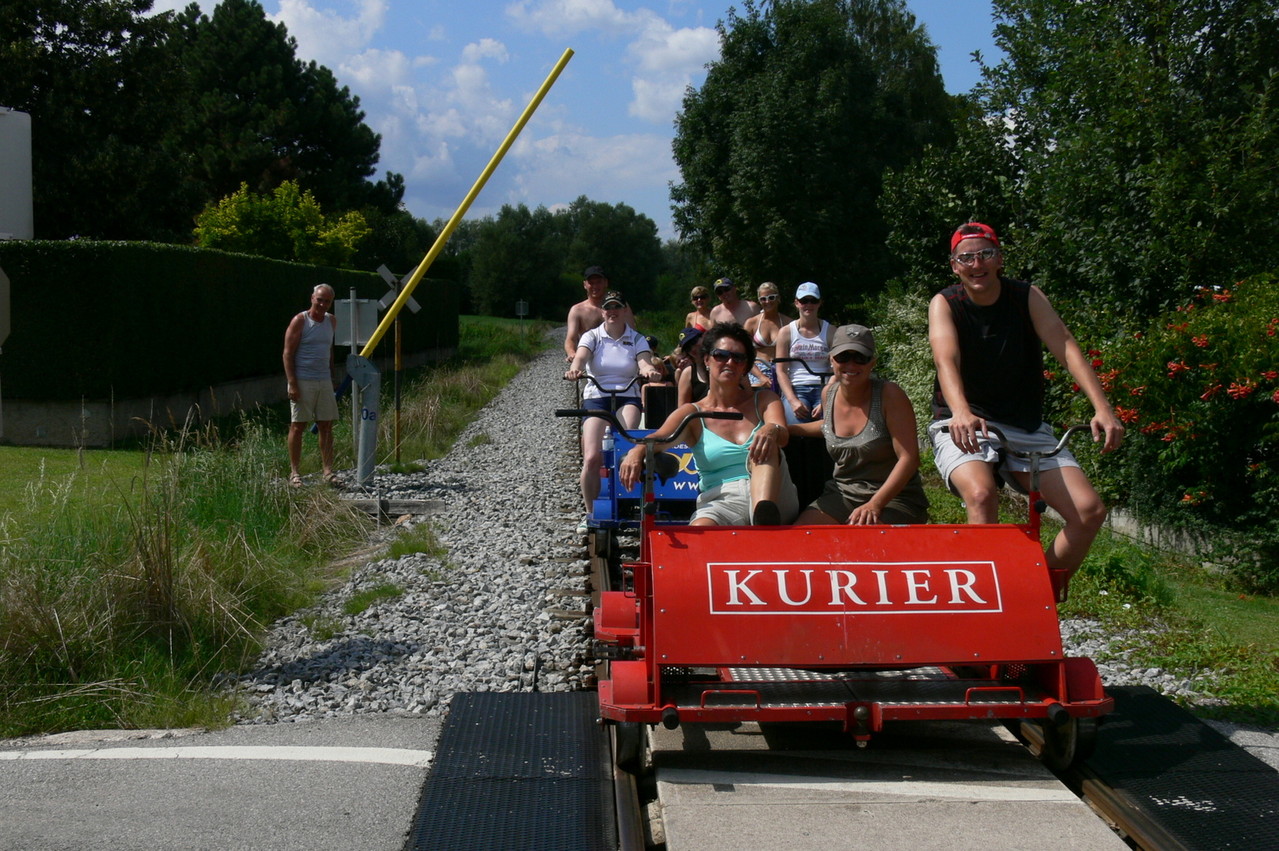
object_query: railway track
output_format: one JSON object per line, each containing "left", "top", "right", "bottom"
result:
{"left": 587, "top": 527, "right": 1279, "bottom": 851}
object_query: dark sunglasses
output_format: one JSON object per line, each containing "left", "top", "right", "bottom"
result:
{"left": 691, "top": 295, "right": 707, "bottom": 301}
{"left": 798, "top": 297, "right": 820, "bottom": 305}
{"left": 709, "top": 348, "right": 748, "bottom": 364}
{"left": 833, "top": 350, "right": 872, "bottom": 365}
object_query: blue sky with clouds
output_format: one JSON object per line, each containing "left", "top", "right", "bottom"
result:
{"left": 154, "top": 0, "right": 1002, "bottom": 240}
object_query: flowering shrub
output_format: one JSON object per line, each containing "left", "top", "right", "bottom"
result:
{"left": 1049, "top": 273, "right": 1279, "bottom": 591}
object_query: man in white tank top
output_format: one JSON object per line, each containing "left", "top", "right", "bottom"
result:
{"left": 283, "top": 284, "right": 338, "bottom": 486}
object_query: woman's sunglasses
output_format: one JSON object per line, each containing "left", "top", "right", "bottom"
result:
{"left": 759, "top": 294, "right": 779, "bottom": 303}
{"left": 833, "top": 350, "right": 872, "bottom": 365}
{"left": 692, "top": 295, "right": 707, "bottom": 301}
{"left": 709, "top": 348, "right": 748, "bottom": 364}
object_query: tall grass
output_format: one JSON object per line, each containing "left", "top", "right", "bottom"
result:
{"left": 0, "top": 316, "right": 554, "bottom": 736}
{"left": 0, "top": 420, "right": 367, "bottom": 736}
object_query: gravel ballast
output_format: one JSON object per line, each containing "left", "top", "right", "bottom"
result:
{"left": 232, "top": 340, "right": 1278, "bottom": 770}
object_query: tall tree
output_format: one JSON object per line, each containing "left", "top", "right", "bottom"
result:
{"left": 979, "top": 0, "right": 1279, "bottom": 320}
{"left": 560, "top": 196, "right": 663, "bottom": 309}
{"left": 170, "top": 0, "right": 401, "bottom": 218}
{"left": 671, "top": 0, "right": 954, "bottom": 308}
{"left": 469, "top": 204, "right": 563, "bottom": 318}
{"left": 0, "top": 0, "right": 198, "bottom": 239}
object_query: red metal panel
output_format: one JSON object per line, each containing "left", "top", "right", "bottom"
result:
{"left": 643, "top": 525, "right": 1064, "bottom": 669}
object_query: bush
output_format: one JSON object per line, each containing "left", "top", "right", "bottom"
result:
{"left": 1054, "top": 273, "right": 1279, "bottom": 591}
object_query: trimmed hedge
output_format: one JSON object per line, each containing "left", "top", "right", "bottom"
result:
{"left": 0, "top": 241, "right": 458, "bottom": 401}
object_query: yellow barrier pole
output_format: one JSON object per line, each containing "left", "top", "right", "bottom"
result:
{"left": 359, "top": 47, "right": 574, "bottom": 359}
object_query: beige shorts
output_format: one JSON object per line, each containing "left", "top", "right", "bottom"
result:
{"left": 929, "top": 419, "right": 1079, "bottom": 493}
{"left": 291, "top": 379, "right": 338, "bottom": 423}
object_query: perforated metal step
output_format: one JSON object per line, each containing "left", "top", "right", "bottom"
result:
{"left": 1085, "top": 686, "right": 1279, "bottom": 849}
{"left": 405, "top": 692, "right": 615, "bottom": 851}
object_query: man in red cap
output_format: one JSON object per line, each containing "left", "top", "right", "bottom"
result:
{"left": 928, "top": 222, "right": 1124, "bottom": 598}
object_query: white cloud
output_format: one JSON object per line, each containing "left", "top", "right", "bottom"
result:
{"left": 505, "top": 0, "right": 638, "bottom": 37}
{"left": 271, "top": 0, "right": 387, "bottom": 68}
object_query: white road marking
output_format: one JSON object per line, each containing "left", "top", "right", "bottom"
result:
{"left": 662, "top": 768, "right": 1076, "bottom": 802}
{"left": 0, "top": 746, "right": 433, "bottom": 767}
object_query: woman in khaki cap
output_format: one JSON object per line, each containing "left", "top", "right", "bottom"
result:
{"left": 788, "top": 324, "right": 928, "bottom": 525}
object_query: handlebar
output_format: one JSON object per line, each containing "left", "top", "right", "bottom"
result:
{"left": 562, "top": 373, "right": 650, "bottom": 395}
{"left": 942, "top": 423, "right": 1091, "bottom": 461}
{"left": 555, "top": 406, "right": 741, "bottom": 446}
{"left": 774, "top": 356, "right": 832, "bottom": 380}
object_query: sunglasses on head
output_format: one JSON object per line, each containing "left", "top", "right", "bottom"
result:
{"left": 709, "top": 348, "right": 748, "bottom": 364}
{"left": 798, "top": 297, "right": 820, "bottom": 305}
{"left": 833, "top": 350, "right": 872, "bottom": 365}
{"left": 759, "top": 294, "right": 779, "bottom": 303}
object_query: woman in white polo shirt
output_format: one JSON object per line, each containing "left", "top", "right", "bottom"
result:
{"left": 565, "top": 291, "right": 661, "bottom": 534}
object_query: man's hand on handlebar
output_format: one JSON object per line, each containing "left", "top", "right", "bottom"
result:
{"left": 946, "top": 412, "right": 989, "bottom": 455}
{"left": 619, "top": 445, "right": 644, "bottom": 490}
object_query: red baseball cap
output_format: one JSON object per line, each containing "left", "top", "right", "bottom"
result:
{"left": 950, "top": 222, "right": 1000, "bottom": 252}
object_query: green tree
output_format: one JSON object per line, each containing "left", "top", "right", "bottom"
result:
{"left": 979, "top": 0, "right": 1279, "bottom": 321}
{"left": 468, "top": 205, "right": 563, "bottom": 318}
{"left": 170, "top": 0, "right": 402, "bottom": 217}
{"left": 671, "top": 0, "right": 954, "bottom": 309}
{"left": 193, "top": 181, "right": 369, "bottom": 267}
{"left": 0, "top": 0, "right": 198, "bottom": 239}
{"left": 559, "top": 196, "right": 663, "bottom": 310}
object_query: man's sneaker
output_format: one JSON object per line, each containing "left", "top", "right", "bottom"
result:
{"left": 752, "top": 500, "right": 782, "bottom": 526}
{"left": 576, "top": 516, "right": 590, "bottom": 535}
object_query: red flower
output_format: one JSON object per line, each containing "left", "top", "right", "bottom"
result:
{"left": 1115, "top": 406, "right": 1139, "bottom": 424}
{"left": 1211, "top": 290, "right": 1232, "bottom": 302}
{"left": 1227, "top": 380, "right": 1255, "bottom": 400}
{"left": 1192, "top": 335, "right": 1209, "bottom": 348}
{"left": 1273, "top": 388, "right": 1279, "bottom": 404}
{"left": 1042, "top": 370, "right": 1057, "bottom": 381}
{"left": 1262, "top": 371, "right": 1279, "bottom": 381}
{"left": 1200, "top": 383, "right": 1222, "bottom": 401}
{"left": 1167, "top": 360, "right": 1190, "bottom": 377}
{"left": 1167, "top": 322, "right": 1189, "bottom": 332}
{"left": 1129, "top": 385, "right": 1146, "bottom": 396}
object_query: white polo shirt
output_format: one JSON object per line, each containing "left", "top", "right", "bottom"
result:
{"left": 579, "top": 324, "right": 651, "bottom": 399}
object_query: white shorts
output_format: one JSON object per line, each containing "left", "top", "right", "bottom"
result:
{"left": 692, "top": 462, "right": 799, "bottom": 526}
{"left": 291, "top": 379, "right": 338, "bottom": 423}
{"left": 929, "top": 419, "right": 1079, "bottom": 493}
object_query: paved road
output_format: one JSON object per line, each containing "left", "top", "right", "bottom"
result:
{"left": 0, "top": 716, "right": 441, "bottom": 850}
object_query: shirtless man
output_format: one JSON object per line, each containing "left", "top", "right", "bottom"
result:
{"left": 564, "top": 265, "right": 636, "bottom": 360}
{"left": 708, "top": 277, "right": 760, "bottom": 326}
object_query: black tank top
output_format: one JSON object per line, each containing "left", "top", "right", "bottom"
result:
{"left": 931, "top": 278, "right": 1044, "bottom": 431}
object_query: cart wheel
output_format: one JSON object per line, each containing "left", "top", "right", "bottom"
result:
{"left": 1035, "top": 716, "right": 1098, "bottom": 771}
{"left": 614, "top": 721, "right": 645, "bottom": 774}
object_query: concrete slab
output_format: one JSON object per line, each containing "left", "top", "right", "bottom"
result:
{"left": 651, "top": 721, "right": 1127, "bottom": 850}
{"left": 0, "top": 716, "right": 442, "bottom": 851}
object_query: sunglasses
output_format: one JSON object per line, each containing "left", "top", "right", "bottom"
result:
{"left": 798, "top": 297, "right": 820, "bottom": 305}
{"left": 709, "top": 348, "right": 748, "bottom": 364}
{"left": 952, "top": 247, "right": 999, "bottom": 266}
{"left": 692, "top": 295, "right": 707, "bottom": 301}
{"left": 833, "top": 350, "right": 872, "bottom": 365}
{"left": 759, "top": 294, "right": 779, "bottom": 303}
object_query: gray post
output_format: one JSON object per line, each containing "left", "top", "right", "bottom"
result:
{"left": 347, "top": 354, "right": 381, "bottom": 488}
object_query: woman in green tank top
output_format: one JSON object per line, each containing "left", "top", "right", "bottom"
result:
{"left": 619, "top": 323, "right": 798, "bottom": 525}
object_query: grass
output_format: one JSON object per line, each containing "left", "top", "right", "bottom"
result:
{"left": 922, "top": 468, "right": 1279, "bottom": 727}
{"left": 0, "top": 316, "right": 552, "bottom": 737}
{"left": 344, "top": 583, "right": 403, "bottom": 615}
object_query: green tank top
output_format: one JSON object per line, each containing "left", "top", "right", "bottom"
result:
{"left": 692, "top": 393, "right": 764, "bottom": 492}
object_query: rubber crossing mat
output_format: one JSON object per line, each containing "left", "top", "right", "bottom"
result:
{"left": 405, "top": 691, "right": 615, "bottom": 850}
{"left": 1085, "top": 685, "right": 1279, "bottom": 849}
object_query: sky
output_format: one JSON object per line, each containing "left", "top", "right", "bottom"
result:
{"left": 153, "top": 0, "right": 1003, "bottom": 241}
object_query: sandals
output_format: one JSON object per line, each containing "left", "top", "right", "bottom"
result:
{"left": 289, "top": 473, "right": 304, "bottom": 488}
{"left": 324, "top": 472, "right": 341, "bottom": 487}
